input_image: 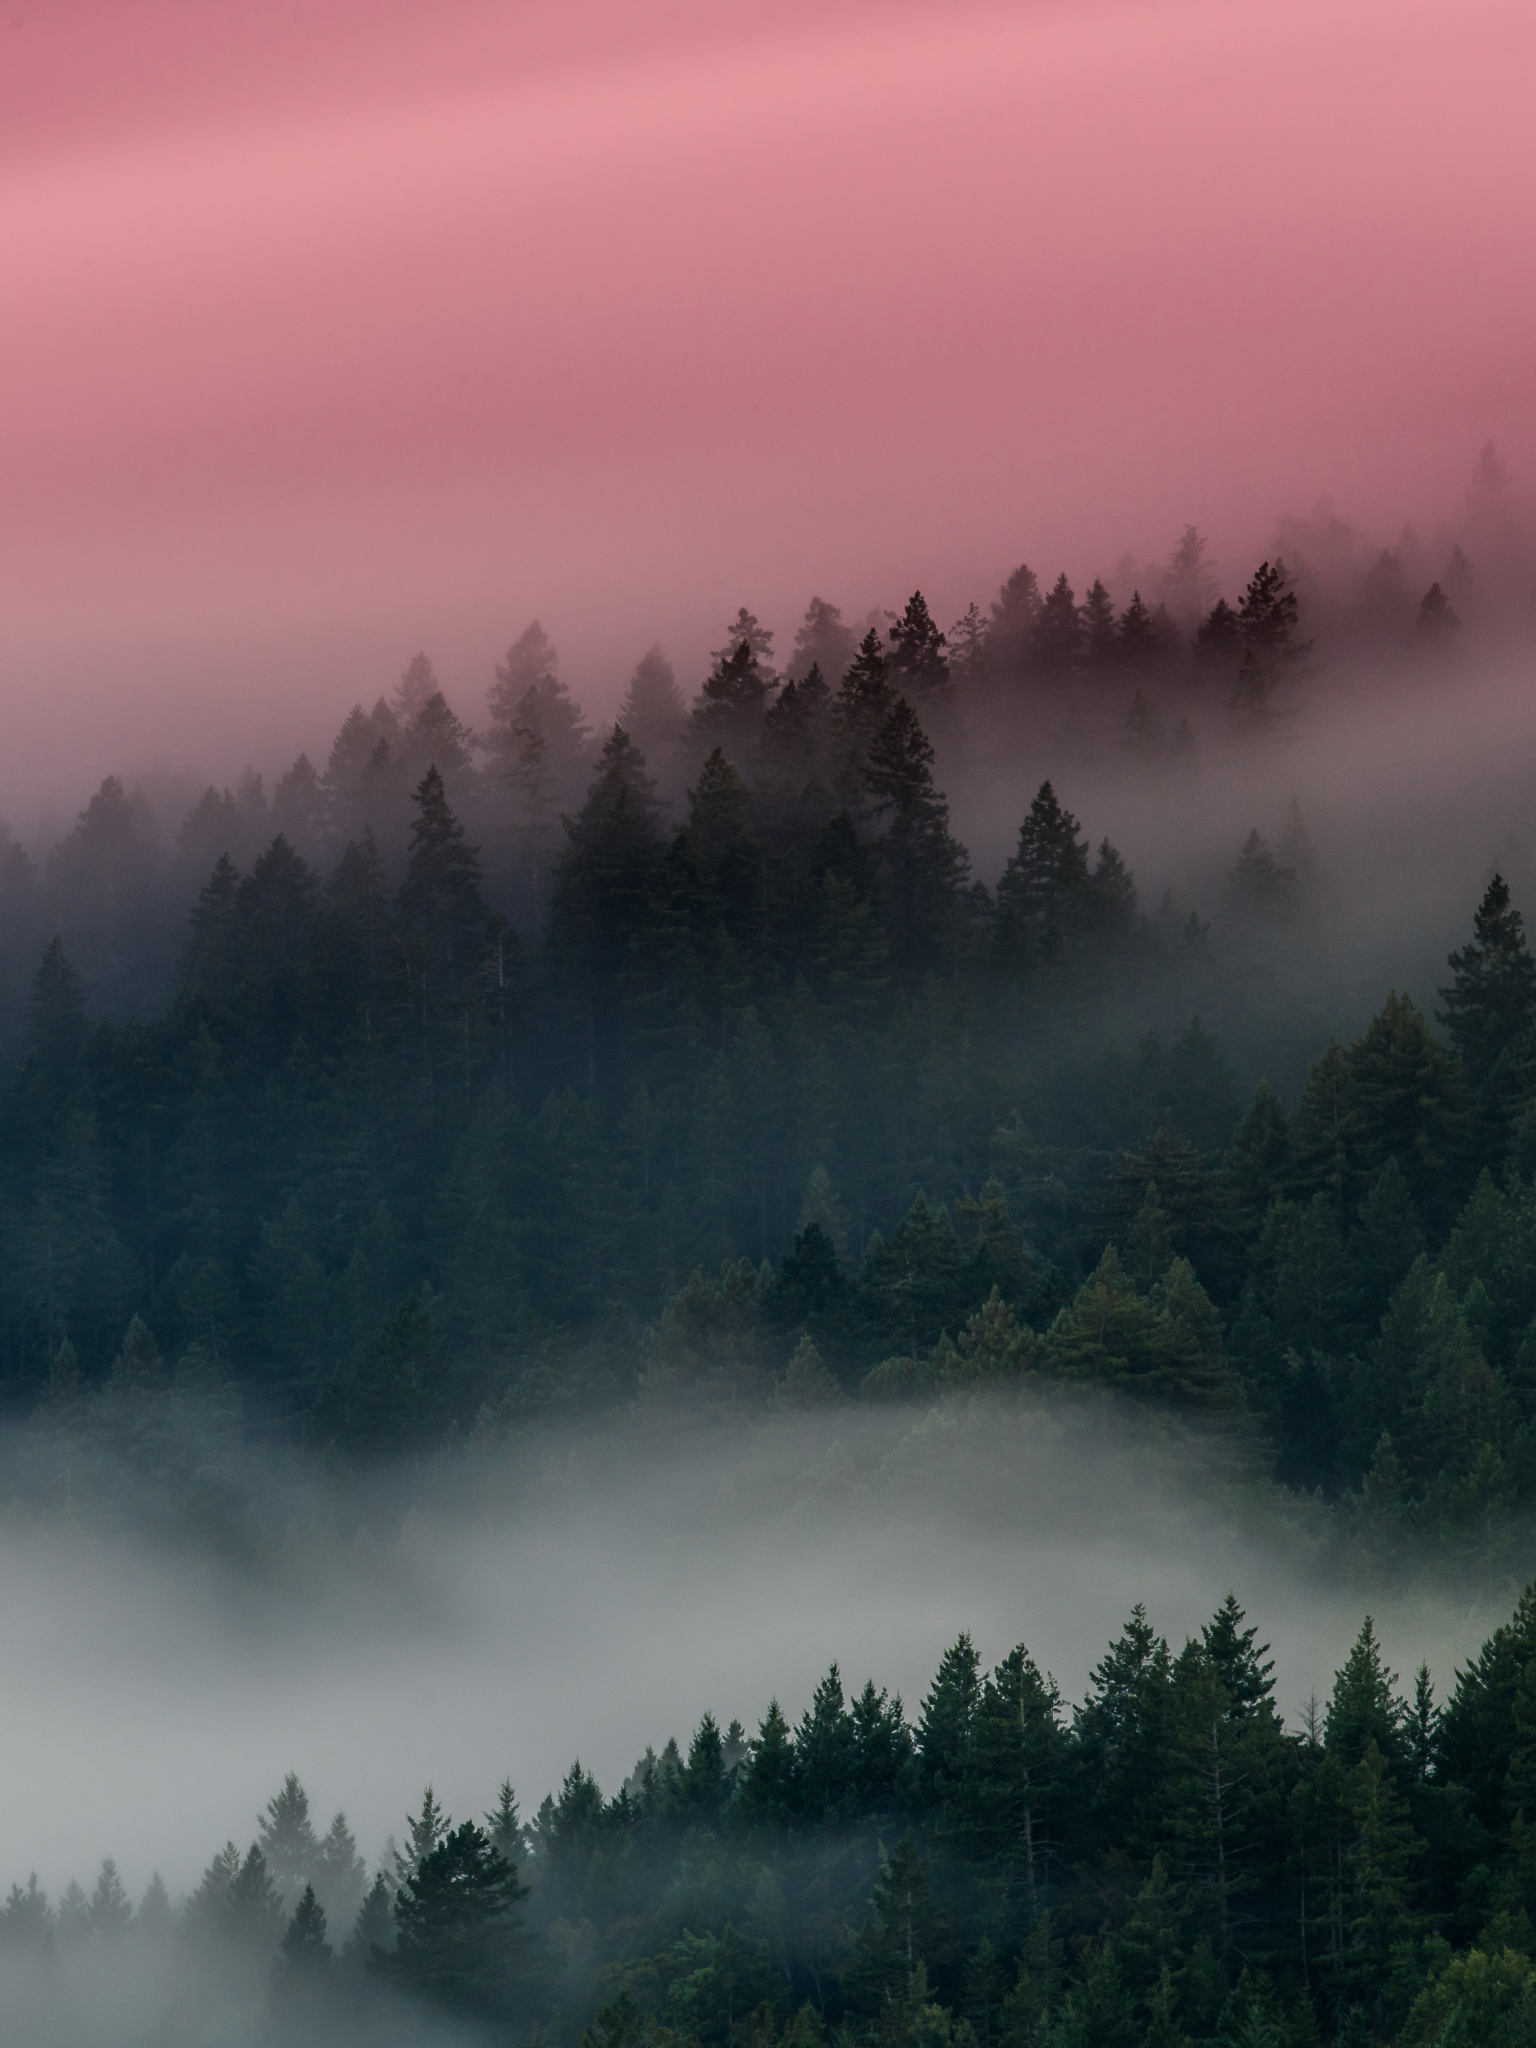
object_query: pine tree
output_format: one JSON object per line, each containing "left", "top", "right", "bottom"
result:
{"left": 138, "top": 1873, "right": 172, "bottom": 1939}
{"left": 739, "top": 1700, "right": 798, "bottom": 1829}
{"left": 967, "top": 1646, "right": 1065, "bottom": 1925}
{"left": 917, "top": 1633, "right": 982, "bottom": 1818}
{"left": 1117, "top": 591, "right": 1160, "bottom": 670}
{"left": 400, "top": 688, "right": 475, "bottom": 786}
{"left": 989, "top": 563, "right": 1041, "bottom": 677}
{"left": 272, "top": 1883, "right": 333, "bottom": 1997}
{"left": 314, "top": 1811, "right": 367, "bottom": 1929}
{"left": 947, "top": 602, "right": 990, "bottom": 689}
{"left": 862, "top": 700, "right": 968, "bottom": 975}
{"left": 397, "top": 766, "right": 486, "bottom": 984}
{"left": 1438, "top": 874, "right": 1536, "bottom": 1103}
{"left": 1231, "top": 559, "right": 1310, "bottom": 730}
{"left": 1, "top": 1875, "right": 52, "bottom": 1950}
{"left": 1326, "top": 1619, "right": 1406, "bottom": 1771}
{"left": 1161, "top": 525, "right": 1218, "bottom": 627}
{"left": 1079, "top": 578, "right": 1118, "bottom": 672}
{"left": 888, "top": 590, "right": 951, "bottom": 702}
{"left": 846, "top": 1834, "right": 936, "bottom": 2009}
{"left": 1074, "top": 1605, "right": 1173, "bottom": 1862}
{"left": 1086, "top": 839, "right": 1137, "bottom": 934}
{"left": 995, "top": 780, "right": 1090, "bottom": 963}
{"left": 86, "top": 1856, "right": 132, "bottom": 1936}
{"left": 691, "top": 638, "right": 776, "bottom": 765}
{"left": 789, "top": 597, "right": 858, "bottom": 684}
{"left": 1201, "top": 1596, "right": 1276, "bottom": 1719}
{"left": 1415, "top": 581, "right": 1461, "bottom": 647}
{"left": 618, "top": 646, "right": 687, "bottom": 767}
{"left": 10, "top": 935, "right": 89, "bottom": 1134}
{"left": 394, "top": 650, "right": 440, "bottom": 722}
{"left": 385, "top": 1820, "right": 531, "bottom": 2022}
{"left": 1229, "top": 830, "right": 1297, "bottom": 920}
{"left": 1193, "top": 598, "right": 1242, "bottom": 677}
{"left": 1223, "top": 1082, "right": 1291, "bottom": 1240}
{"left": 259, "top": 1774, "right": 320, "bottom": 1901}
{"left": 761, "top": 664, "right": 834, "bottom": 784}
{"left": 1346, "top": 990, "right": 1471, "bottom": 1228}
{"left": 344, "top": 1870, "right": 394, "bottom": 1968}
{"left": 1033, "top": 574, "right": 1082, "bottom": 676}
{"left": 831, "top": 627, "right": 895, "bottom": 810}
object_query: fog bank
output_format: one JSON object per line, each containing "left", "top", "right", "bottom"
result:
{"left": 0, "top": 1398, "right": 1503, "bottom": 1899}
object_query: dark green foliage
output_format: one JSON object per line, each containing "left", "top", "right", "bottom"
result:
{"left": 35, "top": 1582, "right": 1536, "bottom": 2044}
{"left": 995, "top": 781, "right": 1090, "bottom": 965}
{"left": 397, "top": 767, "right": 486, "bottom": 985}
{"left": 384, "top": 1818, "right": 531, "bottom": 2021}
{"left": 861, "top": 699, "right": 968, "bottom": 976}
{"left": 7, "top": 680, "right": 1536, "bottom": 1580}
{"left": 887, "top": 591, "right": 951, "bottom": 705}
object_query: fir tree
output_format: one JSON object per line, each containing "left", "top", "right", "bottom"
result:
{"left": 1079, "top": 578, "right": 1118, "bottom": 671}
{"left": 861, "top": 700, "right": 968, "bottom": 975}
{"left": 887, "top": 590, "right": 951, "bottom": 702}
{"left": 259, "top": 1774, "right": 320, "bottom": 1901}
{"left": 1033, "top": 574, "right": 1082, "bottom": 676}
{"left": 1438, "top": 873, "right": 1536, "bottom": 1098}
{"left": 1193, "top": 597, "right": 1241, "bottom": 675}
{"left": 788, "top": 596, "right": 858, "bottom": 684}
{"left": 1231, "top": 559, "right": 1309, "bottom": 729}
{"left": 86, "top": 1856, "right": 132, "bottom": 1936}
{"left": 1416, "top": 581, "right": 1461, "bottom": 646}
{"left": 691, "top": 639, "right": 776, "bottom": 765}
{"left": 397, "top": 766, "right": 486, "bottom": 984}
{"left": 995, "top": 780, "right": 1090, "bottom": 962}
{"left": 385, "top": 1820, "right": 530, "bottom": 2022}
{"left": 618, "top": 645, "right": 687, "bottom": 768}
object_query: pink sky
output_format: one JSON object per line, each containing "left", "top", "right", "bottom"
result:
{"left": 2, "top": 0, "right": 1534, "bottom": 809}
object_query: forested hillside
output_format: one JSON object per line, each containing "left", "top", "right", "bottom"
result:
{"left": 14, "top": 1588, "right": 1536, "bottom": 2045}
{"left": 0, "top": 553, "right": 1524, "bottom": 1562}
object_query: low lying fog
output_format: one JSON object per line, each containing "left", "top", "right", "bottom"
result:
{"left": 0, "top": 1398, "right": 1503, "bottom": 1900}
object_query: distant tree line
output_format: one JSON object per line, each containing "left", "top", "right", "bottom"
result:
{"left": 17, "top": 1587, "right": 1536, "bottom": 2044}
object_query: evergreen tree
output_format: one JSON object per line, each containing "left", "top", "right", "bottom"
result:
{"left": 1231, "top": 559, "right": 1309, "bottom": 729}
{"left": 888, "top": 591, "right": 951, "bottom": 703}
{"left": 385, "top": 1819, "right": 531, "bottom": 2022}
{"left": 1193, "top": 597, "right": 1241, "bottom": 676}
{"left": 917, "top": 1632, "right": 982, "bottom": 1819}
{"left": 1161, "top": 525, "right": 1218, "bottom": 627}
{"left": 691, "top": 639, "right": 776, "bottom": 766}
{"left": 995, "top": 781, "right": 1090, "bottom": 963}
{"left": 259, "top": 1774, "right": 320, "bottom": 1901}
{"left": 789, "top": 597, "right": 858, "bottom": 685}
{"left": 86, "top": 1856, "right": 132, "bottom": 1936}
{"left": 988, "top": 563, "right": 1042, "bottom": 677}
{"left": 1416, "top": 581, "right": 1461, "bottom": 646}
{"left": 1229, "top": 830, "right": 1297, "bottom": 920}
{"left": 1326, "top": 1619, "right": 1406, "bottom": 1771}
{"left": 396, "top": 766, "right": 487, "bottom": 985}
{"left": 1032, "top": 574, "right": 1082, "bottom": 676}
{"left": 1117, "top": 590, "right": 1160, "bottom": 670}
{"left": 1079, "top": 578, "right": 1118, "bottom": 671}
{"left": 618, "top": 646, "right": 688, "bottom": 768}
{"left": 1438, "top": 874, "right": 1536, "bottom": 1113}
{"left": 862, "top": 700, "right": 968, "bottom": 975}
{"left": 547, "top": 730, "right": 666, "bottom": 1087}
{"left": 271, "top": 1883, "right": 333, "bottom": 2003}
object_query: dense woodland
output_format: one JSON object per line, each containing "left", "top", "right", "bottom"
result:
{"left": 18, "top": 1590, "right": 1536, "bottom": 2044}
{"left": 0, "top": 526, "right": 1530, "bottom": 1566}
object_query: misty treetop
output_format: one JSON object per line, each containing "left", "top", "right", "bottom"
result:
{"left": 17, "top": 1583, "right": 1536, "bottom": 2046}
{"left": 0, "top": 532, "right": 1529, "bottom": 1567}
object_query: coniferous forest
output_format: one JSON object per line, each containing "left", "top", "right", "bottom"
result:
{"left": 6, "top": 537, "right": 1536, "bottom": 2043}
